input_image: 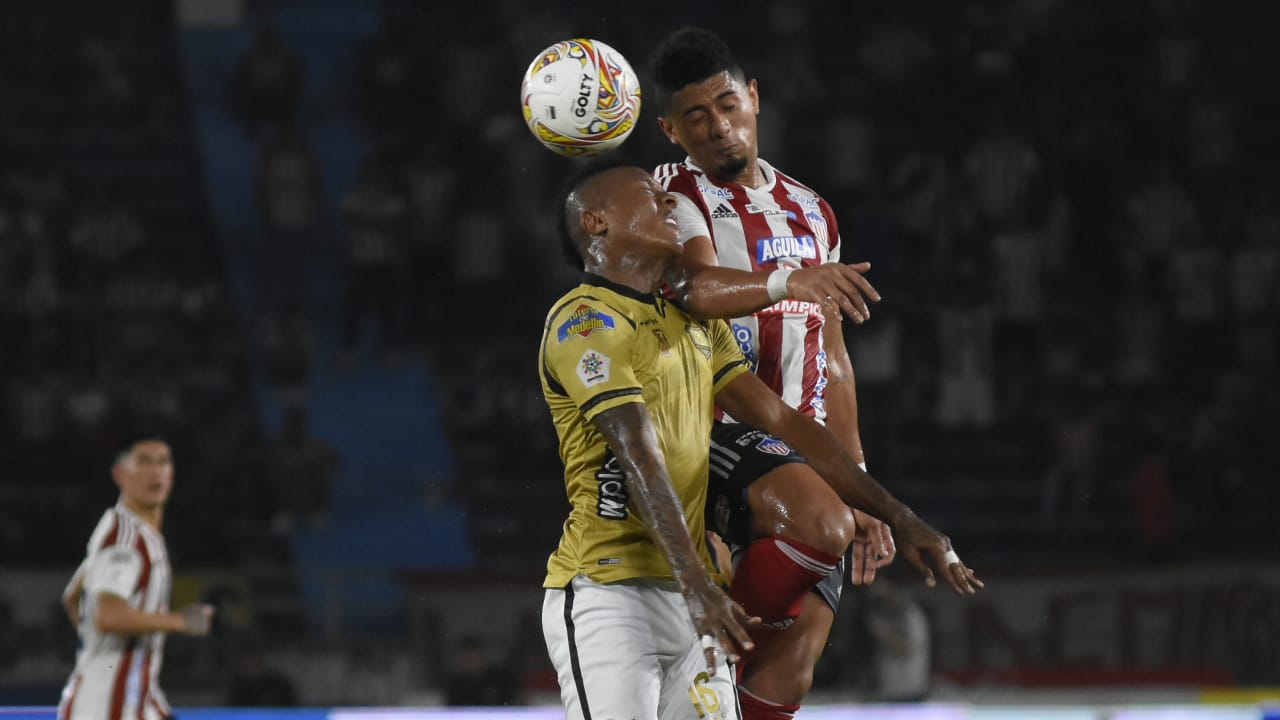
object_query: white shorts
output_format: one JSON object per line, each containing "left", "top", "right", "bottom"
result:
{"left": 543, "top": 575, "right": 740, "bottom": 720}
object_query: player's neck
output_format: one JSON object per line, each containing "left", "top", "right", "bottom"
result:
{"left": 585, "top": 257, "right": 666, "bottom": 298}
{"left": 121, "top": 498, "right": 164, "bottom": 530}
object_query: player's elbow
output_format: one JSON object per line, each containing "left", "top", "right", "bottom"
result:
{"left": 94, "top": 597, "right": 128, "bottom": 634}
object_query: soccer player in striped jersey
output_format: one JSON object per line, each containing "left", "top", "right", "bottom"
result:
{"left": 648, "top": 26, "right": 981, "bottom": 720}
{"left": 541, "top": 157, "right": 973, "bottom": 720}
{"left": 58, "top": 436, "right": 214, "bottom": 720}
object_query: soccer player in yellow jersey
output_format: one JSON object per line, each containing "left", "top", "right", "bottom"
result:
{"left": 538, "top": 158, "right": 980, "bottom": 720}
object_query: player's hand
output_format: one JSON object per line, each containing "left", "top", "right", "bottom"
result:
{"left": 683, "top": 578, "right": 761, "bottom": 675}
{"left": 787, "top": 261, "right": 881, "bottom": 324}
{"left": 850, "top": 509, "right": 896, "bottom": 585}
{"left": 179, "top": 603, "right": 216, "bottom": 636}
{"left": 892, "top": 513, "right": 984, "bottom": 595}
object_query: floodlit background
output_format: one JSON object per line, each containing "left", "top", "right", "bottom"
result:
{"left": 0, "top": 0, "right": 1277, "bottom": 716}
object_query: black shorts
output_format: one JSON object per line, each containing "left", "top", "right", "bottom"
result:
{"left": 707, "top": 421, "right": 846, "bottom": 613}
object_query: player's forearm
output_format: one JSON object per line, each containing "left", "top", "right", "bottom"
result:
{"left": 821, "top": 314, "right": 865, "bottom": 464}
{"left": 593, "top": 405, "right": 713, "bottom": 593}
{"left": 96, "top": 596, "right": 185, "bottom": 635}
{"left": 773, "top": 412, "right": 914, "bottom": 527}
{"left": 671, "top": 265, "right": 776, "bottom": 320}
{"left": 625, "top": 456, "right": 715, "bottom": 592}
{"left": 823, "top": 371, "right": 865, "bottom": 466}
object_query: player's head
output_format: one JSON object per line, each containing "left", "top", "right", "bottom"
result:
{"left": 649, "top": 26, "right": 759, "bottom": 182}
{"left": 112, "top": 433, "right": 174, "bottom": 511}
{"left": 557, "top": 156, "right": 682, "bottom": 272}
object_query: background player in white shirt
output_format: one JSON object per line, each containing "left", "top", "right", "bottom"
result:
{"left": 58, "top": 435, "right": 215, "bottom": 720}
{"left": 648, "top": 26, "right": 980, "bottom": 720}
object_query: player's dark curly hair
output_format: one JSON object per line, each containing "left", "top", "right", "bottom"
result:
{"left": 648, "top": 26, "right": 746, "bottom": 117}
{"left": 556, "top": 154, "right": 639, "bottom": 271}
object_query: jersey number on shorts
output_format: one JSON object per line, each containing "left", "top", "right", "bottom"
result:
{"left": 687, "top": 671, "right": 721, "bottom": 718}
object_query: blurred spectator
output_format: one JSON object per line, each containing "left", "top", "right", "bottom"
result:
{"left": 253, "top": 123, "right": 325, "bottom": 320}
{"left": 1121, "top": 158, "right": 1201, "bottom": 271}
{"left": 228, "top": 646, "right": 298, "bottom": 707}
{"left": 443, "top": 634, "right": 517, "bottom": 707}
{"left": 1041, "top": 394, "right": 1101, "bottom": 530}
{"left": 266, "top": 404, "right": 340, "bottom": 534}
{"left": 962, "top": 106, "right": 1041, "bottom": 227}
{"left": 338, "top": 152, "right": 408, "bottom": 368}
{"left": 230, "top": 23, "right": 305, "bottom": 141}
{"left": 263, "top": 308, "right": 313, "bottom": 406}
{"left": 353, "top": 22, "right": 423, "bottom": 144}
{"left": 864, "top": 577, "right": 931, "bottom": 703}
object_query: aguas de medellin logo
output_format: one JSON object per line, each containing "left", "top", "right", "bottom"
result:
{"left": 557, "top": 304, "right": 616, "bottom": 342}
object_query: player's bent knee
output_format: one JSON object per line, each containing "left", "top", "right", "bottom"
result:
{"left": 749, "top": 468, "right": 855, "bottom": 557}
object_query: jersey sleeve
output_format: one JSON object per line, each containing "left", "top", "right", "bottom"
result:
{"left": 672, "top": 193, "right": 711, "bottom": 245}
{"left": 543, "top": 298, "right": 644, "bottom": 422}
{"left": 84, "top": 545, "right": 143, "bottom": 600}
{"left": 707, "top": 319, "right": 751, "bottom": 393}
{"left": 820, "top": 198, "right": 842, "bottom": 263}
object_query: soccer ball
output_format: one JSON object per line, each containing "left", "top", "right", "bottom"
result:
{"left": 520, "top": 38, "right": 642, "bottom": 157}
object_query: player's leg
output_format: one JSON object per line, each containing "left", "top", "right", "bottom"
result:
{"left": 737, "top": 592, "right": 836, "bottom": 718}
{"left": 656, "top": 585, "right": 741, "bottom": 720}
{"left": 708, "top": 424, "right": 855, "bottom": 628}
{"left": 542, "top": 575, "right": 663, "bottom": 719}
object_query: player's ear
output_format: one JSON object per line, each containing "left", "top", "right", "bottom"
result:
{"left": 657, "top": 115, "right": 680, "bottom": 145}
{"left": 581, "top": 207, "right": 608, "bottom": 237}
{"left": 747, "top": 78, "right": 760, "bottom": 115}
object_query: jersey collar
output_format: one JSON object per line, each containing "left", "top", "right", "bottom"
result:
{"left": 581, "top": 272, "right": 658, "bottom": 306}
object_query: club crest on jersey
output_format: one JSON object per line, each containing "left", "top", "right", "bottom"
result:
{"left": 652, "top": 328, "right": 672, "bottom": 356}
{"left": 710, "top": 203, "right": 738, "bottom": 219}
{"left": 686, "top": 323, "right": 712, "bottom": 360}
{"left": 557, "top": 304, "right": 616, "bottom": 342}
{"left": 757, "top": 235, "right": 817, "bottom": 263}
{"left": 577, "top": 350, "right": 610, "bottom": 387}
{"left": 756, "top": 437, "right": 792, "bottom": 456}
{"left": 804, "top": 209, "right": 830, "bottom": 247}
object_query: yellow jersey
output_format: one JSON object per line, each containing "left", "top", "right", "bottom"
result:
{"left": 539, "top": 273, "right": 751, "bottom": 587}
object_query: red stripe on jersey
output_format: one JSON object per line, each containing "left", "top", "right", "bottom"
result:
{"left": 109, "top": 642, "right": 135, "bottom": 720}
{"left": 724, "top": 191, "right": 775, "bottom": 273}
{"left": 136, "top": 649, "right": 152, "bottom": 720}
{"left": 60, "top": 675, "right": 82, "bottom": 720}
{"left": 101, "top": 516, "right": 120, "bottom": 549}
{"left": 802, "top": 311, "right": 823, "bottom": 416}
{"left": 755, "top": 312, "right": 785, "bottom": 394}
{"left": 133, "top": 535, "right": 152, "bottom": 597}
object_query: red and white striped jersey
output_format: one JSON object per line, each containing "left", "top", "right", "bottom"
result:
{"left": 59, "top": 503, "right": 174, "bottom": 720}
{"left": 654, "top": 157, "right": 841, "bottom": 423}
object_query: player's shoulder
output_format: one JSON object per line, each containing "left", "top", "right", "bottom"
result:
{"left": 544, "top": 286, "right": 637, "bottom": 344}
{"left": 768, "top": 162, "right": 824, "bottom": 202}
{"left": 653, "top": 160, "right": 699, "bottom": 191}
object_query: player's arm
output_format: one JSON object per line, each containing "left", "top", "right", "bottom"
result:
{"left": 658, "top": 192, "right": 880, "bottom": 322}
{"left": 821, "top": 306, "right": 896, "bottom": 582}
{"left": 591, "top": 403, "right": 758, "bottom": 672}
{"left": 96, "top": 594, "right": 214, "bottom": 636}
{"left": 84, "top": 545, "right": 215, "bottom": 637}
{"left": 714, "top": 372, "right": 982, "bottom": 595}
{"left": 62, "top": 561, "right": 86, "bottom": 628}
{"left": 668, "top": 235, "right": 880, "bottom": 323}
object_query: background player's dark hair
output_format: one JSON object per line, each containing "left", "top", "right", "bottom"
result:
{"left": 648, "top": 26, "right": 746, "bottom": 117}
{"left": 555, "top": 154, "right": 640, "bottom": 271}
{"left": 114, "top": 430, "right": 170, "bottom": 465}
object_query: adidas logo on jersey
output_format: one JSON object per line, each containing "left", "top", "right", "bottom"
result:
{"left": 710, "top": 203, "right": 738, "bottom": 219}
